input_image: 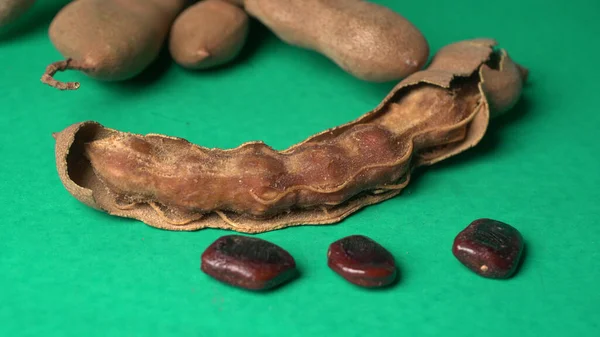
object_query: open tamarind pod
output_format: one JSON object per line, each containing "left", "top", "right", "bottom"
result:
{"left": 40, "top": 0, "right": 187, "bottom": 90}
{"left": 0, "top": 0, "right": 36, "bottom": 27}
{"left": 53, "top": 39, "right": 528, "bottom": 233}
{"left": 169, "top": 0, "right": 250, "bottom": 69}
{"left": 239, "top": 0, "right": 430, "bottom": 82}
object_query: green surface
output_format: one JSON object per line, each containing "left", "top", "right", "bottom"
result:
{"left": 1, "top": 0, "right": 599, "bottom": 336}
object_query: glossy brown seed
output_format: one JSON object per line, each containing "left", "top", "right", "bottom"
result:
{"left": 327, "top": 235, "right": 396, "bottom": 288}
{"left": 201, "top": 235, "right": 297, "bottom": 290}
{"left": 452, "top": 218, "right": 524, "bottom": 279}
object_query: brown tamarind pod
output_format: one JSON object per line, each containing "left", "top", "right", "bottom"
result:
{"left": 0, "top": 0, "right": 36, "bottom": 27}
{"left": 40, "top": 0, "right": 187, "bottom": 90}
{"left": 240, "top": 0, "right": 430, "bottom": 82}
{"left": 221, "top": 0, "right": 243, "bottom": 6}
{"left": 53, "top": 39, "right": 528, "bottom": 233}
{"left": 169, "top": 0, "right": 250, "bottom": 70}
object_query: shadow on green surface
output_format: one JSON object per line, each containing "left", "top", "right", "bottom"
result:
{"left": 512, "top": 241, "right": 528, "bottom": 278}
{"left": 409, "top": 94, "right": 532, "bottom": 191}
{"left": 177, "top": 18, "right": 274, "bottom": 76}
{"left": 452, "top": 95, "right": 530, "bottom": 164}
{"left": 0, "top": 0, "right": 71, "bottom": 43}
{"left": 105, "top": 18, "right": 274, "bottom": 92}
{"left": 115, "top": 44, "right": 176, "bottom": 90}
{"left": 171, "top": 17, "right": 399, "bottom": 103}
{"left": 91, "top": 16, "right": 400, "bottom": 101}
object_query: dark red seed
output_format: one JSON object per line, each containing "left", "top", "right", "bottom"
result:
{"left": 201, "top": 235, "right": 297, "bottom": 290}
{"left": 452, "top": 218, "right": 524, "bottom": 279}
{"left": 327, "top": 235, "right": 397, "bottom": 288}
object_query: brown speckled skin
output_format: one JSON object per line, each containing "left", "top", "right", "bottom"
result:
{"left": 169, "top": 0, "right": 249, "bottom": 69}
{"left": 452, "top": 219, "right": 524, "bottom": 279}
{"left": 0, "top": 0, "right": 35, "bottom": 26}
{"left": 47, "top": 0, "right": 186, "bottom": 81}
{"left": 242, "top": 0, "right": 430, "bottom": 82}
{"left": 53, "top": 39, "right": 528, "bottom": 233}
{"left": 328, "top": 235, "right": 396, "bottom": 288}
{"left": 201, "top": 235, "right": 297, "bottom": 290}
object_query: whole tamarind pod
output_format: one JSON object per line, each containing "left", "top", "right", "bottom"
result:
{"left": 169, "top": 0, "right": 249, "bottom": 69}
{"left": 0, "top": 0, "right": 36, "bottom": 26}
{"left": 241, "top": 0, "right": 430, "bottom": 82}
{"left": 54, "top": 39, "right": 528, "bottom": 233}
{"left": 40, "top": 0, "right": 187, "bottom": 90}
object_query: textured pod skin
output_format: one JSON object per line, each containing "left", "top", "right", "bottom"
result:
{"left": 53, "top": 39, "right": 528, "bottom": 233}
{"left": 242, "top": 0, "right": 429, "bottom": 82}
{"left": 221, "top": 0, "right": 243, "bottom": 5}
{"left": 0, "top": 0, "right": 36, "bottom": 26}
{"left": 169, "top": 0, "right": 249, "bottom": 69}
{"left": 47, "top": 0, "right": 186, "bottom": 81}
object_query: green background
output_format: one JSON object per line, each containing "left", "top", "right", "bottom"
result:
{"left": 1, "top": 0, "right": 598, "bottom": 336}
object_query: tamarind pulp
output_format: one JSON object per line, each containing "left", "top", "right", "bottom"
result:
{"left": 53, "top": 39, "right": 528, "bottom": 233}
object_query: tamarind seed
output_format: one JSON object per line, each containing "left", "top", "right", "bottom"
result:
{"left": 327, "top": 235, "right": 397, "bottom": 288}
{"left": 201, "top": 235, "right": 297, "bottom": 290}
{"left": 452, "top": 218, "right": 524, "bottom": 279}
{"left": 0, "top": 0, "right": 35, "bottom": 26}
{"left": 169, "top": 0, "right": 249, "bottom": 69}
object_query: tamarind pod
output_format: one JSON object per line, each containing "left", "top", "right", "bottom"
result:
{"left": 0, "top": 0, "right": 36, "bottom": 27}
{"left": 54, "top": 39, "right": 528, "bottom": 233}
{"left": 169, "top": 0, "right": 250, "bottom": 69}
{"left": 241, "top": 0, "right": 430, "bottom": 82}
{"left": 221, "top": 0, "right": 243, "bottom": 6}
{"left": 40, "top": 0, "right": 187, "bottom": 90}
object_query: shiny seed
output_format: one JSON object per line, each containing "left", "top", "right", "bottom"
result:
{"left": 201, "top": 235, "right": 297, "bottom": 290}
{"left": 452, "top": 218, "right": 524, "bottom": 279}
{"left": 327, "top": 235, "right": 397, "bottom": 288}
